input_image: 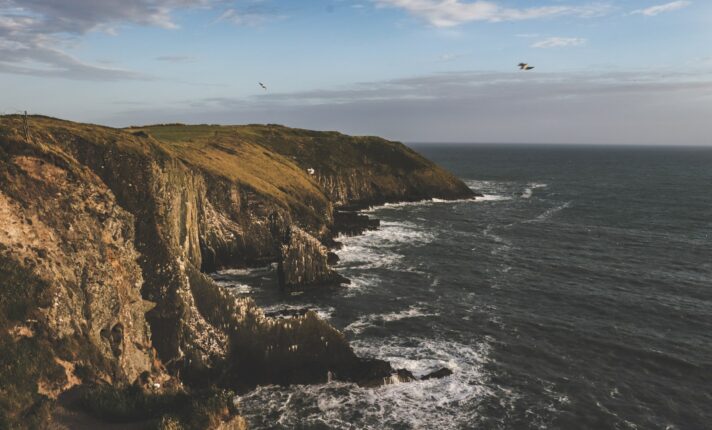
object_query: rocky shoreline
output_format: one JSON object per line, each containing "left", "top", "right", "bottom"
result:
{"left": 0, "top": 116, "right": 475, "bottom": 428}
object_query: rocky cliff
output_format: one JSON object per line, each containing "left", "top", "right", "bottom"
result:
{"left": 0, "top": 116, "right": 474, "bottom": 428}
{"left": 235, "top": 125, "right": 474, "bottom": 208}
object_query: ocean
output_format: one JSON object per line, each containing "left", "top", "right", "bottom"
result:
{"left": 212, "top": 144, "right": 712, "bottom": 429}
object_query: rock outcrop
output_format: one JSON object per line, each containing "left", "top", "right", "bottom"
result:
{"left": 0, "top": 116, "right": 475, "bottom": 428}
{"left": 0, "top": 137, "right": 154, "bottom": 425}
{"left": 277, "top": 226, "right": 345, "bottom": 288}
{"left": 245, "top": 125, "right": 475, "bottom": 209}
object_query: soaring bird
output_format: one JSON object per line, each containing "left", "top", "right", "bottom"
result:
{"left": 518, "top": 63, "right": 535, "bottom": 71}
{"left": 258, "top": 82, "right": 267, "bottom": 90}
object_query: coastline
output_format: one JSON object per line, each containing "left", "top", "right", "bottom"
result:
{"left": 0, "top": 115, "right": 475, "bottom": 428}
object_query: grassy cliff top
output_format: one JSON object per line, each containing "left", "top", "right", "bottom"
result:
{"left": 1, "top": 116, "right": 471, "bottom": 216}
{"left": 128, "top": 123, "right": 473, "bottom": 206}
{"left": 128, "top": 123, "right": 438, "bottom": 176}
{"left": 0, "top": 117, "right": 330, "bottom": 219}
{"left": 127, "top": 124, "right": 330, "bottom": 215}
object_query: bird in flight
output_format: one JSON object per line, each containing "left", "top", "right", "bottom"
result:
{"left": 518, "top": 63, "right": 535, "bottom": 71}
{"left": 259, "top": 82, "right": 267, "bottom": 90}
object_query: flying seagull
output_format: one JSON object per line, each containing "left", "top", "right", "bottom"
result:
{"left": 518, "top": 63, "right": 535, "bottom": 71}
{"left": 258, "top": 82, "right": 267, "bottom": 90}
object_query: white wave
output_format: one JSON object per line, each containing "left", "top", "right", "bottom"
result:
{"left": 231, "top": 283, "right": 253, "bottom": 294}
{"left": 237, "top": 337, "right": 497, "bottom": 429}
{"left": 261, "top": 303, "right": 335, "bottom": 321}
{"left": 464, "top": 179, "right": 498, "bottom": 190}
{"left": 216, "top": 265, "right": 273, "bottom": 276}
{"left": 464, "top": 179, "right": 513, "bottom": 193}
{"left": 430, "top": 197, "right": 474, "bottom": 204}
{"left": 482, "top": 225, "right": 513, "bottom": 256}
{"left": 352, "top": 337, "right": 489, "bottom": 382}
{"left": 477, "top": 194, "right": 511, "bottom": 202}
{"left": 533, "top": 201, "right": 572, "bottom": 222}
{"left": 338, "top": 221, "right": 434, "bottom": 247}
{"left": 336, "top": 243, "right": 403, "bottom": 270}
{"left": 344, "top": 305, "right": 437, "bottom": 335}
{"left": 336, "top": 221, "right": 434, "bottom": 272}
{"left": 363, "top": 194, "right": 509, "bottom": 209}
{"left": 363, "top": 197, "right": 477, "bottom": 212}
{"left": 521, "top": 182, "right": 547, "bottom": 199}
{"left": 341, "top": 273, "right": 382, "bottom": 297}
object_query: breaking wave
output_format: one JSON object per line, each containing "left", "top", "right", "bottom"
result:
{"left": 521, "top": 182, "right": 548, "bottom": 199}
{"left": 344, "top": 305, "right": 438, "bottom": 335}
{"left": 236, "top": 337, "right": 496, "bottom": 429}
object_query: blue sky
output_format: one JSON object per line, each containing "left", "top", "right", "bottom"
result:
{"left": 1, "top": 0, "right": 711, "bottom": 144}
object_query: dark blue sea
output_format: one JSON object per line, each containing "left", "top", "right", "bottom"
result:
{"left": 213, "top": 144, "right": 712, "bottom": 429}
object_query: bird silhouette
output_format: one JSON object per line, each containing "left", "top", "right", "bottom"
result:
{"left": 518, "top": 63, "right": 535, "bottom": 71}
{"left": 258, "top": 82, "right": 267, "bottom": 90}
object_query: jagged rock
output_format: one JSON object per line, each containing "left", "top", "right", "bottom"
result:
{"left": 421, "top": 367, "right": 453, "bottom": 380}
{"left": 277, "top": 226, "right": 346, "bottom": 288}
{"left": 327, "top": 251, "right": 340, "bottom": 265}
{"left": 0, "top": 145, "right": 154, "bottom": 423}
{"left": 0, "top": 115, "right": 477, "bottom": 426}
{"left": 332, "top": 211, "right": 380, "bottom": 237}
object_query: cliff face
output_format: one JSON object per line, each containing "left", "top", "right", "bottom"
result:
{"left": 277, "top": 226, "right": 344, "bottom": 288}
{"left": 0, "top": 116, "right": 474, "bottom": 427}
{"left": 0, "top": 137, "right": 153, "bottom": 424}
{"left": 232, "top": 125, "right": 474, "bottom": 208}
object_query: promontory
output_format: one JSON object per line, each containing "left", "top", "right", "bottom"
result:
{"left": 0, "top": 115, "right": 474, "bottom": 429}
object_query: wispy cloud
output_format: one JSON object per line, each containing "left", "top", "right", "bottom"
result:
{"left": 373, "top": 0, "right": 612, "bottom": 27}
{"left": 217, "top": 5, "right": 286, "bottom": 27}
{"left": 0, "top": 0, "right": 210, "bottom": 80}
{"left": 105, "top": 70, "right": 712, "bottom": 145}
{"left": 532, "top": 37, "right": 587, "bottom": 49}
{"left": 632, "top": 1, "right": 691, "bottom": 16}
{"left": 438, "top": 52, "right": 463, "bottom": 62}
{"left": 155, "top": 55, "right": 197, "bottom": 63}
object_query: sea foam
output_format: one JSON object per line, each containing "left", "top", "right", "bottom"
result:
{"left": 236, "top": 337, "right": 497, "bottom": 429}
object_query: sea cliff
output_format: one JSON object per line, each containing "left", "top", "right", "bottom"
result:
{"left": 0, "top": 116, "right": 474, "bottom": 428}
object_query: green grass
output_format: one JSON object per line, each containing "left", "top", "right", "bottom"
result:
{"left": 127, "top": 123, "right": 332, "bottom": 223}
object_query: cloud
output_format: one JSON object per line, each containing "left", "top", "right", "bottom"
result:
{"left": 101, "top": 70, "right": 712, "bottom": 145}
{"left": 217, "top": 6, "right": 286, "bottom": 27}
{"left": 438, "top": 52, "right": 463, "bottom": 62}
{"left": 373, "top": 0, "right": 612, "bottom": 27}
{"left": 0, "top": 0, "right": 210, "bottom": 80}
{"left": 632, "top": 1, "right": 690, "bottom": 16}
{"left": 532, "top": 37, "right": 587, "bottom": 48}
{"left": 155, "top": 55, "right": 197, "bottom": 63}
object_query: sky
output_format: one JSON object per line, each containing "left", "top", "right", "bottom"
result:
{"left": 1, "top": 0, "right": 711, "bottom": 144}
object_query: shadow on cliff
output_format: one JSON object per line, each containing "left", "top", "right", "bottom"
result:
{"left": 0, "top": 115, "right": 474, "bottom": 428}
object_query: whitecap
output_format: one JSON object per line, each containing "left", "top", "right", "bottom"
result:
{"left": 341, "top": 273, "right": 382, "bottom": 297}
{"left": 336, "top": 221, "right": 435, "bottom": 272}
{"left": 344, "top": 305, "right": 437, "bottom": 335}
{"left": 363, "top": 197, "right": 477, "bottom": 212}
{"left": 529, "top": 182, "right": 548, "bottom": 189}
{"left": 521, "top": 182, "right": 547, "bottom": 199}
{"left": 261, "top": 303, "right": 336, "bottom": 321}
{"left": 216, "top": 265, "right": 271, "bottom": 276}
{"left": 237, "top": 337, "right": 498, "bottom": 429}
{"left": 476, "top": 194, "right": 512, "bottom": 202}
{"left": 532, "top": 201, "right": 572, "bottom": 222}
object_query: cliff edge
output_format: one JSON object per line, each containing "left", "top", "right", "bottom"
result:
{"left": 0, "top": 116, "right": 474, "bottom": 428}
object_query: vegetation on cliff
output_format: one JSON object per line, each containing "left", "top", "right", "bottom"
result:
{"left": 0, "top": 115, "right": 474, "bottom": 429}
